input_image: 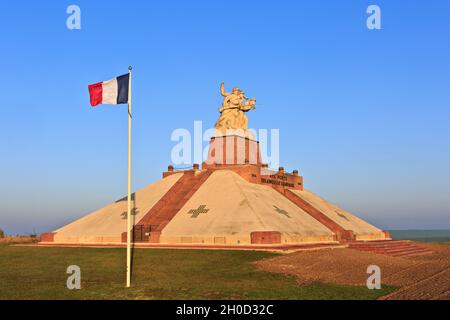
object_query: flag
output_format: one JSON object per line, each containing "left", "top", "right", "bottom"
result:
{"left": 88, "top": 73, "right": 129, "bottom": 106}
{"left": 87, "top": 67, "right": 134, "bottom": 288}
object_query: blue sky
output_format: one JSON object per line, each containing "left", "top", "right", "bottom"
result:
{"left": 0, "top": 0, "right": 449, "bottom": 234}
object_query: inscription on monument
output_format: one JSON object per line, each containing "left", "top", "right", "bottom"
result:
{"left": 261, "top": 174, "right": 295, "bottom": 188}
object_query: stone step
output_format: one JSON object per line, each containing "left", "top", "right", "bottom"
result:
{"left": 383, "top": 246, "right": 429, "bottom": 254}
{"left": 350, "top": 243, "right": 413, "bottom": 251}
{"left": 349, "top": 240, "right": 409, "bottom": 247}
{"left": 348, "top": 240, "right": 432, "bottom": 257}
{"left": 391, "top": 249, "right": 434, "bottom": 257}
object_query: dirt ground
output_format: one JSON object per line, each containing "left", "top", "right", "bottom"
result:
{"left": 255, "top": 242, "right": 450, "bottom": 300}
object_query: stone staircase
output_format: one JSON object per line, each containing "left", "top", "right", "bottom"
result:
{"left": 126, "top": 170, "right": 212, "bottom": 243}
{"left": 348, "top": 240, "right": 433, "bottom": 257}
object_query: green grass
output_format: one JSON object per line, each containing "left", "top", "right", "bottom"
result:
{"left": 0, "top": 245, "right": 395, "bottom": 300}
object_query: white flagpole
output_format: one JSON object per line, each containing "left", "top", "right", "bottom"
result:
{"left": 126, "top": 66, "right": 132, "bottom": 287}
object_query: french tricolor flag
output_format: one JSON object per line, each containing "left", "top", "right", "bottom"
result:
{"left": 88, "top": 73, "right": 129, "bottom": 107}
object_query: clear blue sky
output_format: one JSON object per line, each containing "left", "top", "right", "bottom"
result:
{"left": 0, "top": 0, "right": 449, "bottom": 234}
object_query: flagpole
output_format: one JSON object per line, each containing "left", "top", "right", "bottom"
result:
{"left": 126, "top": 65, "right": 132, "bottom": 288}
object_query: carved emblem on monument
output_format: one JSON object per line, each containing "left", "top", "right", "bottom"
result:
{"left": 188, "top": 205, "right": 210, "bottom": 218}
{"left": 273, "top": 205, "right": 290, "bottom": 218}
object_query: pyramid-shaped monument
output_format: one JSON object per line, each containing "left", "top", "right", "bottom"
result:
{"left": 41, "top": 83, "right": 389, "bottom": 248}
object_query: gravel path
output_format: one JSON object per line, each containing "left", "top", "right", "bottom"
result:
{"left": 254, "top": 242, "right": 450, "bottom": 300}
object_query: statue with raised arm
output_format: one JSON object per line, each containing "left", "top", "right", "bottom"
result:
{"left": 214, "top": 82, "right": 256, "bottom": 136}
{"left": 219, "top": 82, "right": 244, "bottom": 112}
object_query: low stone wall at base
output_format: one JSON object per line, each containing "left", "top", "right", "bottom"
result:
{"left": 40, "top": 232, "right": 388, "bottom": 246}
{"left": 158, "top": 233, "right": 337, "bottom": 246}
{"left": 355, "top": 232, "right": 390, "bottom": 241}
{"left": 50, "top": 235, "right": 122, "bottom": 244}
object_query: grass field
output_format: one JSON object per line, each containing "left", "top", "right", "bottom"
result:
{"left": 0, "top": 245, "right": 395, "bottom": 300}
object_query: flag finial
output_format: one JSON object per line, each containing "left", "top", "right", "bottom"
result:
{"left": 128, "top": 66, "right": 133, "bottom": 71}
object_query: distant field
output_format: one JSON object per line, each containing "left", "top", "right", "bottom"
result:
{"left": 0, "top": 236, "right": 39, "bottom": 245}
{"left": 389, "top": 230, "right": 450, "bottom": 243}
{"left": 0, "top": 245, "right": 394, "bottom": 300}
